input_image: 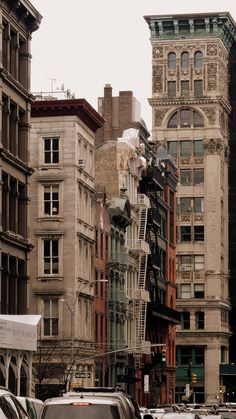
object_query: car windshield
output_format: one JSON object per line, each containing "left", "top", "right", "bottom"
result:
{"left": 42, "top": 403, "right": 121, "bottom": 419}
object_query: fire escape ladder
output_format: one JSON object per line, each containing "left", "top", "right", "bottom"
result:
{"left": 138, "top": 253, "right": 148, "bottom": 289}
{"left": 138, "top": 207, "right": 148, "bottom": 240}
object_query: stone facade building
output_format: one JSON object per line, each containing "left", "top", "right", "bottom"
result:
{"left": 144, "top": 12, "right": 236, "bottom": 403}
{"left": 29, "top": 99, "right": 103, "bottom": 398}
{"left": 0, "top": 0, "right": 41, "bottom": 395}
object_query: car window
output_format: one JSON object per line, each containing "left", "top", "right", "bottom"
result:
{"left": 0, "top": 396, "right": 20, "bottom": 419}
{"left": 26, "top": 400, "right": 37, "bottom": 419}
{"left": 42, "top": 404, "right": 121, "bottom": 419}
{"left": 12, "top": 397, "right": 29, "bottom": 419}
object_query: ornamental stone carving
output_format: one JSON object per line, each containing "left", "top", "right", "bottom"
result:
{"left": 207, "top": 63, "right": 217, "bottom": 91}
{"left": 207, "top": 44, "right": 217, "bottom": 56}
{"left": 153, "top": 46, "right": 163, "bottom": 58}
{"left": 201, "top": 107, "right": 216, "bottom": 124}
{"left": 154, "top": 108, "right": 169, "bottom": 126}
{"left": 204, "top": 138, "right": 223, "bottom": 154}
{"left": 153, "top": 65, "right": 163, "bottom": 93}
{"left": 225, "top": 145, "right": 230, "bottom": 164}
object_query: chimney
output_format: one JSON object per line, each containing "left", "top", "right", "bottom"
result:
{"left": 103, "top": 84, "right": 113, "bottom": 140}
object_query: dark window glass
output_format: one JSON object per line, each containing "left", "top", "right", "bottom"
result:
{"left": 168, "top": 81, "right": 176, "bottom": 97}
{"left": 168, "top": 112, "right": 178, "bottom": 128}
{"left": 193, "top": 169, "right": 204, "bottom": 185}
{"left": 180, "top": 198, "right": 191, "bottom": 213}
{"left": 167, "top": 141, "right": 177, "bottom": 157}
{"left": 181, "top": 80, "right": 189, "bottom": 97}
{"left": 180, "top": 170, "right": 191, "bottom": 185}
{"left": 42, "top": 404, "right": 121, "bottom": 419}
{"left": 194, "top": 80, "right": 203, "bottom": 97}
{"left": 180, "top": 140, "right": 191, "bottom": 156}
{"left": 195, "top": 347, "right": 205, "bottom": 365}
{"left": 179, "top": 347, "right": 192, "bottom": 365}
{"left": 180, "top": 226, "right": 191, "bottom": 241}
{"left": 194, "top": 51, "right": 203, "bottom": 68}
{"left": 181, "top": 52, "right": 189, "bottom": 69}
{"left": 194, "top": 197, "right": 204, "bottom": 213}
{"left": 180, "top": 109, "right": 192, "bottom": 127}
{"left": 196, "top": 311, "right": 204, "bottom": 329}
{"left": 44, "top": 138, "right": 59, "bottom": 164}
{"left": 194, "top": 284, "right": 204, "bottom": 299}
{"left": 194, "top": 226, "right": 204, "bottom": 241}
{"left": 168, "top": 52, "right": 176, "bottom": 69}
{"left": 181, "top": 312, "right": 190, "bottom": 329}
{"left": 193, "top": 140, "right": 204, "bottom": 156}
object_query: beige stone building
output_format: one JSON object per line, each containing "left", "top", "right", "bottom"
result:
{"left": 28, "top": 98, "right": 103, "bottom": 398}
{"left": 144, "top": 12, "right": 236, "bottom": 403}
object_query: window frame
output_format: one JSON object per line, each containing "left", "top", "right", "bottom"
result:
{"left": 43, "top": 184, "right": 60, "bottom": 216}
{"left": 43, "top": 136, "right": 60, "bottom": 165}
{"left": 42, "top": 297, "right": 59, "bottom": 337}
{"left": 168, "top": 52, "right": 176, "bottom": 69}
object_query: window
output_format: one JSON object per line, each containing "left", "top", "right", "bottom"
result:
{"left": 194, "top": 51, "right": 203, "bottom": 68}
{"left": 168, "top": 52, "right": 176, "bottom": 69}
{"left": 180, "top": 226, "right": 191, "bottom": 241}
{"left": 43, "top": 298, "right": 59, "bottom": 336}
{"left": 193, "top": 140, "right": 204, "bottom": 156}
{"left": 167, "top": 109, "right": 204, "bottom": 128}
{"left": 180, "top": 169, "right": 191, "bottom": 185}
{"left": 167, "top": 141, "right": 178, "bottom": 158}
{"left": 44, "top": 137, "right": 59, "bottom": 164}
{"left": 179, "top": 347, "right": 192, "bottom": 365}
{"left": 194, "top": 284, "right": 204, "bottom": 299}
{"left": 194, "top": 80, "right": 203, "bottom": 97}
{"left": 181, "top": 52, "right": 189, "bottom": 69}
{"left": 180, "top": 109, "right": 192, "bottom": 127}
{"left": 180, "top": 198, "right": 191, "bottom": 213}
{"left": 44, "top": 185, "right": 59, "bottom": 216}
{"left": 168, "top": 81, "right": 176, "bottom": 97}
{"left": 167, "top": 112, "right": 178, "bottom": 128}
{"left": 194, "top": 197, "right": 204, "bottom": 212}
{"left": 181, "top": 311, "right": 190, "bottom": 329}
{"left": 195, "top": 311, "right": 204, "bottom": 329}
{"left": 180, "top": 284, "right": 191, "bottom": 299}
{"left": 180, "top": 140, "right": 191, "bottom": 156}
{"left": 194, "top": 226, "right": 204, "bottom": 241}
{"left": 195, "top": 347, "right": 204, "bottom": 365}
{"left": 194, "top": 255, "right": 204, "bottom": 271}
{"left": 181, "top": 81, "right": 189, "bottom": 97}
{"left": 193, "top": 169, "right": 204, "bottom": 185}
{"left": 180, "top": 255, "right": 192, "bottom": 271}
{"left": 43, "top": 239, "right": 59, "bottom": 275}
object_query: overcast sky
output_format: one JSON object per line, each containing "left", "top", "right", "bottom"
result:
{"left": 31, "top": 0, "right": 236, "bottom": 132}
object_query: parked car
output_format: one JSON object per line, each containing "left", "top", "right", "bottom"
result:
{"left": 65, "top": 387, "right": 141, "bottom": 419}
{"left": 149, "top": 408, "right": 165, "bottom": 419}
{"left": 42, "top": 394, "right": 130, "bottom": 419}
{"left": 161, "top": 413, "right": 201, "bottom": 419}
{"left": 17, "top": 397, "right": 44, "bottom": 419}
{"left": 0, "top": 386, "right": 29, "bottom": 419}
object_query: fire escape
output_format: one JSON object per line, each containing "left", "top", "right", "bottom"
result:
{"left": 128, "top": 194, "right": 150, "bottom": 367}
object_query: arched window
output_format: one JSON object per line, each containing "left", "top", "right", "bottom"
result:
{"left": 168, "top": 52, "right": 176, "bottom": 70}
{"left": 168, "top": 112, "right": 178, "bottom": 128}
{"left": 167, "top": 109, "right": 204, "bottom": 128}
{"left": 194, "top": 51, "right": 203, "bottom": 68}
{"left": 181, "top": 52, "right": 189, "bottom": 69}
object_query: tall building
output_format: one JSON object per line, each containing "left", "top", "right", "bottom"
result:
{"left": 144, "top": 12, "right": 236, "bottom": 403}
{"left": 0, "top": 0, "right": 41, "bottom": 394}
{"left": 29, "top": 98, "right": 103, "bottom": 399}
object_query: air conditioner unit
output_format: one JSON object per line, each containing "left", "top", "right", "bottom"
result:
{"left": 78, "top": 158, "right": 86, "bottom": 168}
{"left": 180, "top": 266, "right": 188, "bottom": 271}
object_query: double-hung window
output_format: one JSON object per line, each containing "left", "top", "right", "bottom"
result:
{"left": 43, "top": 297, "right": 59, "bottom": 336}
{"left": 43, "top": 239, "right": 59, "bottom": 275}
{"left": 44, "top": 137, "right": 59, "bottom": 164}
{"left": 44, "top": 185, "right": 59, "bottom": 216}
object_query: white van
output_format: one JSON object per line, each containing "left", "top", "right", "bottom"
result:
{"left": 17, "top": 397, "right": 44, "bottom": 419}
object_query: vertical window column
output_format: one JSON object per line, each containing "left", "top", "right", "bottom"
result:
{"left": 2, "top": 96, "right": 10, "bottom": 151}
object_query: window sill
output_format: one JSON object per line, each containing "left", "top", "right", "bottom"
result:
{"left": 37, "top": 276, "right": 63, "bottom": 281}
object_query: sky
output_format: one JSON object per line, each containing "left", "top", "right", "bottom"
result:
{"left": 31, "top": 0, "right": 236, "bottom": 132}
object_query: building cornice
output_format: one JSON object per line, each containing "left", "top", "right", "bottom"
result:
{"left": 148, "top": 97, "right": 231, "bottom": 113}
{"left": 31, "top": 99, "right": 105, "bottom": 133}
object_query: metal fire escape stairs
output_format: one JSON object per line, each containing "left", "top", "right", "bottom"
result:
{"left": 133, "top": 205, "right": 150, "bottom": 367}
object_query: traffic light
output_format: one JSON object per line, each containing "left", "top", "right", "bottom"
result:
{"left": 191, "top": 373, "right": 197, "bottom": 384}
{"left": 161, "top": 349, "right": 166, "bottom": 364}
